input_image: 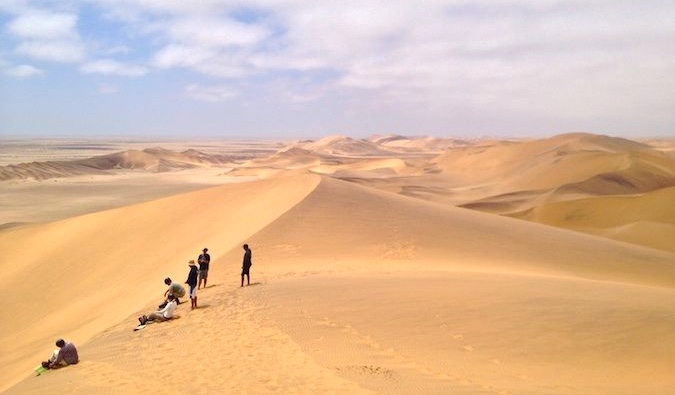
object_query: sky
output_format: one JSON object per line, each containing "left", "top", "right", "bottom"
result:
{"left": 0, "top": 0, "right": 673, "bottom": 139}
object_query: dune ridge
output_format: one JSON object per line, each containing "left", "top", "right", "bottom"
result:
{"left": 0, "top": 173, "right": 320, "bottom": 392}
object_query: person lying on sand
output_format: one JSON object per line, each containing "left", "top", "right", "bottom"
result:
{"left": 41, "top": 339, "right": 79, "bottom": 369}
{"left": 139, "top": 294, "right": 177, "bottom": 325}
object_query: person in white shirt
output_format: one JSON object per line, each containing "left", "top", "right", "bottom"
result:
{"left": 139, "top": 294, "right": 177, "bottom": 325}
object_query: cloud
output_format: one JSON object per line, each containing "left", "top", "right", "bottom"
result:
{"left": 7, "top": 9, "right": 86, "bottom": 63}
{"left": 16, "top": 39, "right": 85, "bottom": 63}
{"left": 5, "top": 64, "right": 44, "bottom": 77}
{"left": 80, "top": 59, "right": 148, "bottom": 76}
{"left": 2, "top": 0, "right": 674, "bottom": 134}
{"left": 185, "top": 84, "right": 238, "bottom": 102}
{"left": 152, "top": 44, "right": 250, "bottom": 78}
{"left": 159, "top": 16, "right": 270, "bottom": 48}
{"left": 7, "top": 11, "right": 78, "bottom": 39}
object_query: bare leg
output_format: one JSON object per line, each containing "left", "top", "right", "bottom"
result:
{"left": 246, "top": 274, "right": 250, "bottom": 286}
{"left": 241, "top": 275, "right": 244, "bottom": 287}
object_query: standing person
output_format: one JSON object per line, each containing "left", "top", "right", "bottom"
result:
{"left": 241, "top": 244, "right": 252, "bottom": 287}
{"left": 198, "top": 247, "right": 210, "bottom": 289}
{"left": 41, "top": 339, "right": 79, "bottom": 369}
{"left": 186, "top": 260, "right": 199, "bottom": 309}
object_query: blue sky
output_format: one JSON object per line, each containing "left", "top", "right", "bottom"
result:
{"left": 0, "top": 0, "right": 673, "bottom": 139}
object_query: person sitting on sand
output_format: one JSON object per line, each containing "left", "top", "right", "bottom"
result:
{"left": 163, "top": 277, "right": 185, "bottom": 305}
{"left": 241, "top": 244, "right": 252, "bottom": 287}
{"left": 139, "top": 294, "right": 178, "bottom": 325}
{"left": 41, "top": 339, "right": 79, "bottom": 369}
{"left": 186, "top": 260, "right": 199, "bottom": 309}
{"left": 198, "top": 247, "right": 210, "bottom": 289}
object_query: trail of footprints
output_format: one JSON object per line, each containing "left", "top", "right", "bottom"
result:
{"left": 308, "top": 315, "right": 514, "bottom": 395}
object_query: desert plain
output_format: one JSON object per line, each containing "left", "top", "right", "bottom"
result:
{"left": 0, "top": 132, "right": 674, "bottom": 395}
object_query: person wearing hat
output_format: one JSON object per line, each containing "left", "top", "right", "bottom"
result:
{"left": 185, "top": 260, "right": 199, "bottom": 309}
{"left": 41, "top": 338, "right": 78, "bottom": 369}
{"left": 198, "top": 248, "right": 210, "bottom": 289}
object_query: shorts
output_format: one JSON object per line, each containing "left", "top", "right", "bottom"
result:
{"left": 241, "top": 266, "right": 250, "bottom": 275}
{"left": 189, "top": 285, "right": 197, "bottom": 298}
{"left": 199, "top": 269, "right": 208, "bottom": 280}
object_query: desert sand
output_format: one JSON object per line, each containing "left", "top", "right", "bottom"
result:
{"left": 1, "top": 134, "right": 674, "bottom": 395}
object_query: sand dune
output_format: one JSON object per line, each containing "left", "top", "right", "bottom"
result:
{"left": 510, "top": 186, "right": 675, "bottom": 253}
{"left": 433, "top": 133, "right": 675, "bottom": 193}
{"left": 0, "top": 173, "right": 320, "bottom": 392}
{"left": 369, "top": 134, "right": 471, "bottom": 152}
{"left": 248, "top": 146, "right": 323, "bottom": 169}
{"left": 2, "top": 134, "right": 675, "bottom": 395}
{"left": 2, "top": 173, "right": 674, "bottom": 395}
{"left": 0, "top": 148, "right": 233, "bottom": 181}
{"left": 293, "top": 135, "right": 395, "bottom": 156}
{"left": 223, "top": 176, "right": 675, "bottom": 287}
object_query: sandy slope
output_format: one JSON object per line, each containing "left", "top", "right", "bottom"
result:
{"left": 230, "top": 176, "right": 675, "bottom": 287}
{"left": 510, "top": 186, "right": 675, "bottom": 253}
{"left": 2, "top": 152, "right": 675, "bottom": 394}
{"left": 7, "top": 176, "right": 675, "bottom": 394}
{"left": 0, "top": 173, "right": 320, "bottom": 392}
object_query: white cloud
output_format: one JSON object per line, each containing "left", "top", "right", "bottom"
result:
{"left": 161, "top": 17, "right": 270, "bottom": 48}
{"left": 16, "top": 39, "right": 85, "bottom": 63}
{"left": 185, "top": 84, "right": 238, "bottom": 102}
{"left": 152, "top": 44, "right": 216, "bottom": 69}
{"left": 152, "top": 44, "right": 249, "bottom": 77}
{"left": 2, "top": 0, "right": 674, "bottom": 134}
{"left": 7, "top": 11, "right": 78, "bottom": 40}
{"left": 80, "top": 59, "right": 148, "bottom": 76}
{"left": 5, "top": 64, "right": 44, "bottom": 77}
{"left": 7, "top": 9, "right": 86, "bottom": 63}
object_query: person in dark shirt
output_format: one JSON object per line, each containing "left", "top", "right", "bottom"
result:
{"left": 198, "top": 247, "right": 210, "bottom": 289}
{"left": 186, "top": 260, "right": 199, "bottom": 309}
{"left": 42, "top": 339, "right": 79, "bottom": 369}
{"left": 241, "top": 244, "right": 252, "bottom": 287}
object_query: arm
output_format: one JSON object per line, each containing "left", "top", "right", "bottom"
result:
{"left": 50, "top": 349, "right": 63, "bottom": 367}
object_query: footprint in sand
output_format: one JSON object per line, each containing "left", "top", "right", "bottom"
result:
{"left": 452, "top": 334, "right": 464, "bottom": 340}
{"left": 462, "top": 345, "right": 474, "bottom": 352}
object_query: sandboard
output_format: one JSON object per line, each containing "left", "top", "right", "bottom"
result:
{"left": 34, "top": 365, "right": 48, "bottom": 376}
{"left": 133, "top": 324, "right": 147, "bottom": 331}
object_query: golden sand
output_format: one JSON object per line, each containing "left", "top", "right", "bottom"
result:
{"left": 1, "top": 134, "right": 674, "bottom": 394}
